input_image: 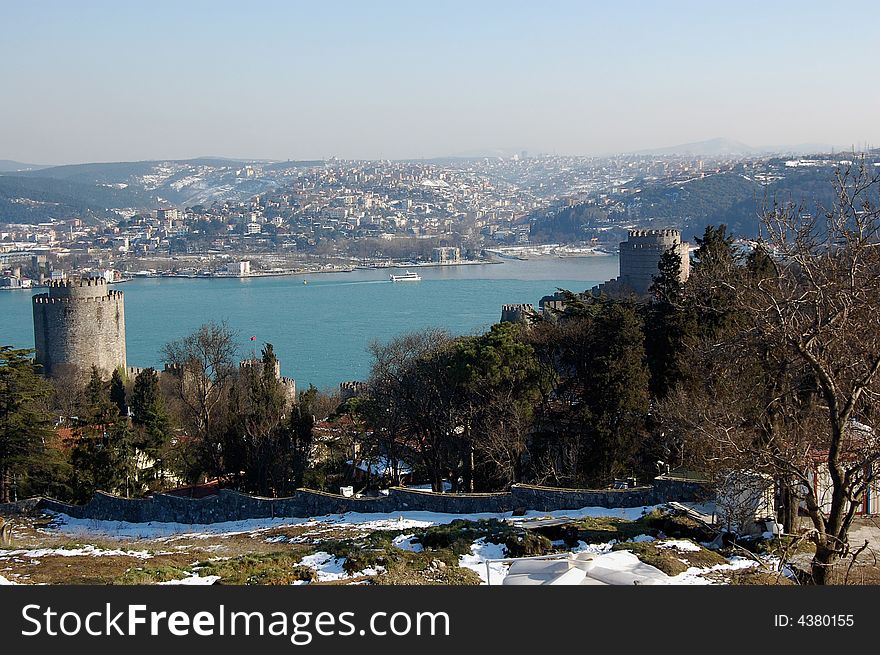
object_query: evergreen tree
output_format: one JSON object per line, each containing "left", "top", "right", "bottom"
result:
{"left": 692, "top": 224, "right": 736, "bottom": 275}
{"left": 288, "top": 385, "right": 317, "bottom": 490}
{"left": 579, "top": 302, "right": 652, "bottom": 485}
{"left": 109, "top": 369, "right": 127, "bottom": 417}
{"left": 233, "top": 343, "right": 290, "bottom": 495}
{"left": 69, "top": 368, "right": 138, "bottom": 500}
{"left": 645, "top": 248, "right": 698, "bottom": 399}
{"left": 130, "top": 368, "right": 171, "bottom": 452}
{"left": 746, "top": 242, "right": 777, "bottom": 279}
{"left": 688, "top": 224, "right": 742, "bottom": 340}
{"left": 0, "top": 347, "right": 58, "bottom": 502}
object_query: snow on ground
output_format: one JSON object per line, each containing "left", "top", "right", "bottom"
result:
{"left": 572, "top": 540, "right": 615, "bottom": 554}
{"left": 392, "top": 534, "right": 423, "bottom": 552}
{"left": 629, "top": 534, "right": 656, "bottom": 543}
{"left": 0, "top": 545, "right": 154, "bottom": 559}
{"left": 299, "top": 552, "right": 348, "bottom": 582}
{"left": 158, "top": 574, "right": 221, "bottom": 586}
{"left": 666, "top": 556, "right": 761, "bottom": 585}
{"left": 298, "top": 552, "right": 385, "bottom": 582}
{"left": 0, "top": 574, "right": 18, "bottom": 585}
{"left": 655, "top": 539, "right": 702, "bottom": 552}
{"left": 46, "top": 505, "right": 661, "bottom": 541}
{"left": 458, "top": 539, "right": 510, "bottom": 585}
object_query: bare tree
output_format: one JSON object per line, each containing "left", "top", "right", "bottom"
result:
{"left": 162, "top": 322, "right": 238, "bottom": 479}
{"left": 662, "top": 158, "right": 880, "bottom": 584}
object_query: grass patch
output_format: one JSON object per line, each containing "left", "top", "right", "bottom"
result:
{"left": 727, "top": 568, "right": 794, "bottom": 585}
{"left": 376, "top": 554, "right": 482, "bottom": 585}
{"left": 735, "top": 534, "right": 814, "bottom": 559}
{"left": 572, "top": 516, "right": 651, "bottom": 544}
{"left": 611, "top": 539, "right": 728, "bottom": 576}
{"left": 572, "top": 509, "right": 717, "bottom": 546}
{"left": 419, "top": 519, "right": 552, "bottom": 557}
{"left": 638, "top": 511, "right": 716, "bottom": 542}
{"left": 116, "top": 564, "right": 192, "bottom": 585}
{"left": 194, "top": 550, "right": 316, "bottom": 585}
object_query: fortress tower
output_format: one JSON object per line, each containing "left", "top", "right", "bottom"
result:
{"left": 593, "top": 229, "right": 690, "bottom": 298}
{"left": 32, "top": 277, "right": 127, "bottom": 379}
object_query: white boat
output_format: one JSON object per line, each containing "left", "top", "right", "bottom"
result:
{"left": 390, "top": 270, "right": 421, "bottom": 282}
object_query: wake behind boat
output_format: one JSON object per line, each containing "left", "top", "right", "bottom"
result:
{"left": 390, "top": 270, "right": 422, "bottom": 282}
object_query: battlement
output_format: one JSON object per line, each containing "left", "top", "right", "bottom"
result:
{"left": 500, "top": 303, "right": 537, "bottom": 323}
{"left": 45, "top": 276, "right": 117, "bottom": 300}
{"left": 340, "top": 380, "right": 366, "bottom": 401}
{"left": 47, "top": 276, "right": 108, "bottom": 288}
{"left": 627, "top": 228, "right": 681, "bottom": 240}
{"left": 33, "top": 290, "right": 123, "bottom": 304}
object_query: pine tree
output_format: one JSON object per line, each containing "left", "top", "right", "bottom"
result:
{"left": 579, "top": 303, "right": 651, "bottom": 486}
{"left": 109, "top": 369, "right": 127, "bottom": 417}
{"left": 70, "top": 368, "right": 139, "bottom": 500}
{"left": 130, "top": 368, "right": 171, "bottom": 452}
{"left": 689, "top": 224, "right": 742, "bottom": 340}
{"left": 0, "top": 347, "right": 57, "bottom": 502}
{"left": 645, "top": 248, "right": 698, "bottom": 399}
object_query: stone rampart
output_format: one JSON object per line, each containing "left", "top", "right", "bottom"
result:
{"left": 27, "top": 478, "right": 708, "bottom": 525}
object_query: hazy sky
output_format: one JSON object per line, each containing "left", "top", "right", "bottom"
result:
{"left": 2, "top": 0, "right": 878, "bottom": 164}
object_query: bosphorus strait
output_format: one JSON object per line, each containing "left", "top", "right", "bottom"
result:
{"left": 0, "top": 256, "right": 618, "bottom": 390}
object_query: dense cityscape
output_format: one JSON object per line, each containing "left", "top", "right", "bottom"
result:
{"left": 0, "top": 146, "right": 863, "bottom": 286}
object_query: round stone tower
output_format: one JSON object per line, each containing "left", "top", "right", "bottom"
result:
{"left": 32, "top": 277, "right": 127, "bottom": 379}
{"left": 618, "top": 229, "right": 690, "bottom": 295}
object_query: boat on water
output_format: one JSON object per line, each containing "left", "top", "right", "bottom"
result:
{"left": 390, "top": 270, "right": 422, "bottom": 282}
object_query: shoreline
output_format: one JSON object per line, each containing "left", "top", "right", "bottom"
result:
{"left": 1, "top": 252, "right": 612, "bottom": 287}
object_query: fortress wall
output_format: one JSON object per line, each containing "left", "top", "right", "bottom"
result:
{"left": 510, "top": 484, "right": 656, "bottom": 511}
{"left": 27, "top": 479, "right": 708, "bottom": 524}
{"left": 389, "top": 488, "right": 516, "bottom": 513}
{"left": 500, "top": 303, "right": 536, "bottom": 323}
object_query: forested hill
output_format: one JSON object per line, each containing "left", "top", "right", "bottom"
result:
{"left": 531, "top": 165, "right": 847, "bottom": 242}
{"left": 0, "top": 158, "right": 280, "bottom": 224}
{"left": 0, "top": 175, "right": 157, "bottom": 224}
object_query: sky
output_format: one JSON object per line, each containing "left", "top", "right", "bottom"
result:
{"left": 1, "top": 0, "right": 878, "bottom": 164}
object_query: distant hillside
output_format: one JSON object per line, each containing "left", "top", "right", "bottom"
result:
{"left": 632, "top": 138, "right": 839, "bottom": 158}
{"left": 531, "top": 166, "right": 847, "bottom": 241}
{"left": 0, "top": 158, "right": 287, "bottom": 223}
{"left": 0, "top": 175, "right": 158, "bottom": 223}
{"left": 0, "top": 160, "right": 48, "bottom": 172}
{"left": 633, "top": 138, "right": 759, "bottom": 157}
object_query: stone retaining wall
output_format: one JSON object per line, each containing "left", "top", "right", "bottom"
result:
{"left": 27, "top": 479, "right": 707, "bottom": 525}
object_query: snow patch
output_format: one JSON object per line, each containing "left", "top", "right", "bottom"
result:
{"left": 629, "top": 534, "right": 656, "bottom": 543}
{"left": 298, "top": 552, "right": 384, "bottom": 582}
{"left": 656, "top": 539, "right": 702, "bottom": 552}
{"left": 0, "top": 545, "right": 154, "bottom": 559}
{"left": 458, "top": 539, "right": 509, "bottom": 585}
{"left": 392, "top": 534, "right": 423, "bottom": 552}
{"left": 158, "top": 574, "right": 220, "bottom": 585}
{"left": 47, "top": 505, "right": 661, "bottom": 540}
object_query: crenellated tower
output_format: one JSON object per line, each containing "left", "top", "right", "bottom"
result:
{"left": 32, "top": 277, "right": 127, "bottom": 379}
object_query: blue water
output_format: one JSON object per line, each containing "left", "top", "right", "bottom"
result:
{"left": 0, "top": 256, "right": 618, "bottom": 390}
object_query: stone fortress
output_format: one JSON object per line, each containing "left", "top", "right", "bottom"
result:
{"left": 32, "top": 277, "right": 126, "bottom": 379}
{"left": 500, "top": 228, "right": 690, "bottom": 323}
{"left": 594, "top": 228, "right": 690, "bottom": 297}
